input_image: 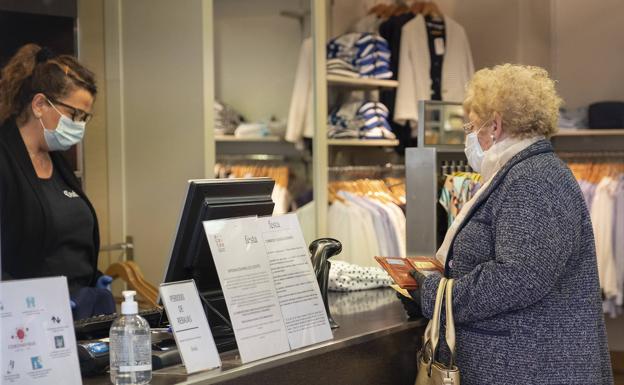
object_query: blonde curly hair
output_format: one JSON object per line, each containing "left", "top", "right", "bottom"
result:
{"left": 463, "top": 64, "right": 563, "bottom": 138}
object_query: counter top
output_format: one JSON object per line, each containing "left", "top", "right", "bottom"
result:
{"left": 85, "top": 288, "right": 425, "bottom": 385}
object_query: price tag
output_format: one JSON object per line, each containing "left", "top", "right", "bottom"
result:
{"left": 160, "top": 280, "right": 221, "bottom": 373}
{"left": 1, "top": 277, "right": 81, "bottom": 385}
{"left": 434, "top": 37, "right": 445, "bottom": 55}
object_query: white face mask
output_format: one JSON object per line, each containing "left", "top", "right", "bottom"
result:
{"left": 39, "top": 100, "right": 86, "bottom": 152}
{"left": 464, "top": 132, "right": 485, "bottom": 172}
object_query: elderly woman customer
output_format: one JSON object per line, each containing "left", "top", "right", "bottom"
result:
{"left": 405, "top": 64, "right": 613, "bottom": 384}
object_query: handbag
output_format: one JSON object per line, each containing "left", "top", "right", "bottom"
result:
{"left": 415, "top": 278, "right": 460, "bottom": 385}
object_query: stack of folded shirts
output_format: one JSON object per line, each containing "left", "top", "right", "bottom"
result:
{"left": 558, "top": 107, "right": 588, "bottom": 129}
{"left": 214, "top": 101, "right": 243, "bottom": 136}
{"left": 328, "top": 101, "right": 395, "bottom": 139}
{"left": 327, "top": 58, "right": 359, "bottom": 78}
{"left": 234, "top": 122, "right": 270, "bottom": 138}
{"left": 327, "top": 33, "right": 392, "bottom": 79}
{"left": 359, "top": 101, "right": 394, "bottom": 139}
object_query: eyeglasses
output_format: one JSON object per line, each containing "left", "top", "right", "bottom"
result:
{"left": 462, "top": 121, "right": 476, "bottom": 134}
{"left": 46, "top": 96, "right": 93, "bottom": 123}
{"left": 462, "top": 119, "right": 490, "bottom": 134}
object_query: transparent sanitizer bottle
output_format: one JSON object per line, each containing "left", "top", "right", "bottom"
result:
{"left": 109, "top": 291, "right": 152, "bottom": 385}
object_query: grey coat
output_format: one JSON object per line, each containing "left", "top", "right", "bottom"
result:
{"left": 421, "top": 140, "right": 613, "bottom": 385}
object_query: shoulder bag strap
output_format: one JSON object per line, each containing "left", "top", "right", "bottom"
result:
{"left": 429, "top": 277, "right": 448, "bottom": 358}
{"left": 445, "top": 278, "right": 456, "bottom": 368}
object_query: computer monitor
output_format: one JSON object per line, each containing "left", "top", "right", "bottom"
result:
{"left": 162, "top": 178, "right": 275, "bottom": 295}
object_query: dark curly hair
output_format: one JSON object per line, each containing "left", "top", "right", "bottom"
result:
{"left": 0, "top": 43, "right": 97, "bottom": 126}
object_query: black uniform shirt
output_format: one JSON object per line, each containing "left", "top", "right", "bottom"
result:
{"left": 39, "top": 169, "right": 95, "bottom": 291}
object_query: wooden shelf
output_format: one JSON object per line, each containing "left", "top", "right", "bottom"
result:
{"left": 553, "top": 129, "right": 624, "bottom": 137}
{"left": 215, "top": 135, "right": 283, "bottom": 142}
{"left": 327, "top": 75, "right": 399, "bottom": 89}
{"left": 328, "top": 139, "right": 399, "bottom": 147}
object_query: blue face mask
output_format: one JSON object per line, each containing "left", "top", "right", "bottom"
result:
{"left": 40, "top": 101, "right": 86, "bottom": 152}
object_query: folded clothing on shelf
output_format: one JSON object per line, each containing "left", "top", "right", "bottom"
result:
{"left": 559, "top": 106, "right": 588, "bottom": 129}
{"left": 214, "top": 101, "right": 244, "bottom": 136}
{"left": 327, "top": 32, "right": 393, "bottom": 79}
{"left": 234, "top": 122, "right": 270, "bottom": 138}
{"left": 328, "top": 100, "right": 395, "bottom": 139}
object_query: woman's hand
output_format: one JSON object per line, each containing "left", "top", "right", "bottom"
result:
{"left": 95, "top": 275, "right": 113, "bottom": 291}
{"left": 397, "top": 270, "right": 428, "bottom": 319}
{"left": 397, "top": 290, "right": 422, "bottom": 318}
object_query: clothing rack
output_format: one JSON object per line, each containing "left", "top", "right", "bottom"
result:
{"left": 328, "top": 163, "right": 405, "bottom": 173}
{"left": 216, "top": 154, "right": 286, "bottom": 162}
{"left": 328, "top": 163, "right": 405, "bottom": 180}
{"left": 558, "top": 151, "right": 624, "bottom": 160}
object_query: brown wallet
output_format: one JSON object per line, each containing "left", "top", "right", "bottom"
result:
{"left": 375, "top": 256, "right": 444, "bottom": 290}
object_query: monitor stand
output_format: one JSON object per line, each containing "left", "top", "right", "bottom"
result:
{"left": 199, "top": 290, "right": 237, "bottom": 353}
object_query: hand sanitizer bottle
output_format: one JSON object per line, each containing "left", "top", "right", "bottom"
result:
{"left": 109, "top": 291, "right": 152, "bottom": 385}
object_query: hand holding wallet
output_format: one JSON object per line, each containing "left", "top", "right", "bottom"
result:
{"left": 396, "top": 269, "right": 429, "bottom": 318}
{"left": 375, "top": 256, "right": 444, "bottom": 289}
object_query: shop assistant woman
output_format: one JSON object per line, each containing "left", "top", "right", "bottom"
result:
{"left": 0, "top": 44, "right": 114, "bottom": 318}
{"left": 404, "top": 64, "right": 613, "bottom": 384}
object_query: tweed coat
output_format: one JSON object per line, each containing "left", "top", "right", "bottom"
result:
{"left": 420, "top": 140, "right": 613, "bottom": 385}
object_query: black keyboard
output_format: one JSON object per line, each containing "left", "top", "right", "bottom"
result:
{"left": 74, "top": 307, "right": 165, "bottom": 340}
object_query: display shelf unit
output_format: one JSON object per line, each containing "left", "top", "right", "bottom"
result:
{"left": 328, "top": 139, "right": 399, "bottom": 147}
{"left": 405, "top": 101, "right": 470, "bottom": 256}
{"left": 327, "top": 75, "right": 399, "bottom": 89}
{"left": 553, "top": 129, "right": 624, "bottom": 137}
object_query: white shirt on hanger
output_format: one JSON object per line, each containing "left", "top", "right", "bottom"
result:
{"left": 394, "top": 14, "right": 474, "bottom": 126}
{"left": 384, "top": 202, "right": 407, "bottom": 257}
{"left": 329, "top": 198, "right": 381, "bottom": 267}
{"left": 590, "top": 177, "right": 619, "bottom": 311}
{"left": 286, "top": 38, "right": 314, "bottom": 145}
{"left": 328, "top": 200, "right": 354, "bottom": 262}
{"left": 346, "top": 199, "right": 381, "bottom": 266}
{"left": 343, "top": 193, "right": 392, "bottom": 256}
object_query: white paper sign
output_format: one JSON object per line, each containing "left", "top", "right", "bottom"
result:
{"left": 203, "top": 216, "right": 290, "bottom": 363}
{"left": 159, "top": 280, "right": 221, "bottom": 374}
{"left": 257, "top": 214, "right": 333, "bottom": 349}
{"left": 0, "top": 277, "right": 81, "bottom": 385}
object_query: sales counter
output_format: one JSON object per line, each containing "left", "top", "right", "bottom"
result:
{"left": 84, "top": 288, "right": 425, "bottom": 385}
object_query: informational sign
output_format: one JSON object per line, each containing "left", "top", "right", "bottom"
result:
{"left": 203, "top": 216, "right": 290, "bottom": 363}
{"left": 257, "top": 214, "right": 332, "bottom": 349}
{"left": 203, "top": 214, "right": 333, "bottom": 363}
{"left": 160, "top": 280, "right": 221, "bottom": 374}
{"left": 0, "top": 277, "right": 81, "bottom": 385}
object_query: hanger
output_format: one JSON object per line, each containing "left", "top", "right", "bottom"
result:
{"left": 410, "top": 1, "right": 425, "bottom": 14}
{"left": 125, "top": 261, "right": 159, "bottom": 301}
{"left": 392, "top": 3, "right": 409, "bottom": 16}
{"left": 422, "top": 1, "right": 442, "bottom": 18}
{"left": 328, "top": 178, "right": 406, "bottom": 206}
{"left": 105, "top": 261, "right": 160, "bottom": 308}
{"left": 368, "top": 3, "right": 390, "bottom": 17}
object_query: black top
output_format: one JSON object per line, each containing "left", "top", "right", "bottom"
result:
{"left": 0, "top": 118, "right": 101, "bottom": 287}
{"left": 379, "top": 12, "right": 416, "bottom": 81}
{"left": 378, "top": 12, "right": 417, "bottom": 154}
{"left": 425, "top": 15, "right": 446, "bottom": 100}
{"left": 39, "top": 169, "right": 96, "bottom": 291}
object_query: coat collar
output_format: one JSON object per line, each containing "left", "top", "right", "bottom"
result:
{"left": 1, "top": 119, "right": 82, "bottom": 194}
{"left": 1, "top": 119, "right": 44, "bottom": 196}
{"left": 444, "top": 139, "right": 555, "bottom": 274}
